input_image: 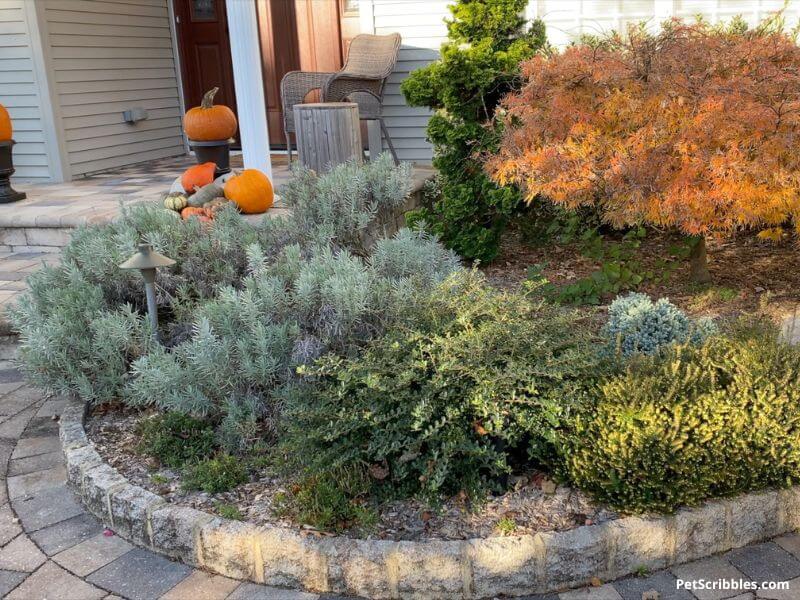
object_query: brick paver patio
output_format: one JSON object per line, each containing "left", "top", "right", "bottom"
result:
{"left": 0, "top": 337, "right": 797, "bottom": 599}
{"left": 2, "top": 154, "right": 291, "bottom": 232}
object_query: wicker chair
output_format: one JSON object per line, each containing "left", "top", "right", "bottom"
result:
{"left": 280, "top": 33, "right": 402, "bottom": 164}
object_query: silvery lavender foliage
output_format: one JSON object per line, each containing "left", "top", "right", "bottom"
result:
{"left": 603, "top": 292, "right": 717, "bottom": 358}
{"left": 12, "top": 155, "right": 462, "bottom": 452}
{"left": 126, "top": 230, "right": 461, "bottom": 425}
{"left": 281, "top": 153, "right": 411, "bottom": 251}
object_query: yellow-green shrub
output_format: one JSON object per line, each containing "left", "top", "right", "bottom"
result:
{"left": 563, "top": 321, "right": 800, "bottom": 513}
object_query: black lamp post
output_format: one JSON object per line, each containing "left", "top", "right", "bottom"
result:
{"left": 0, "top": 140, "right": 25, "bottom": 204}
{"left": 119, "top": 243, "right": 175, "bottom": 335}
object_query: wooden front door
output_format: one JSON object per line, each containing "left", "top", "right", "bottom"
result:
{"left": 173, "top": 0, "right": 238, "bottom": 138}
{"left": 256, "top": 0, "right": 345, "bottom": 146}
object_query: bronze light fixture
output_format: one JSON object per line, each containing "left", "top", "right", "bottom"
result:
{"left": 119, "top": 243, "right": 175, "bottom": 333}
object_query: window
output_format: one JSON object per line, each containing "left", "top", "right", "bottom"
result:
{"left": 190, "top": 0, "right": 216, "bottom": 21}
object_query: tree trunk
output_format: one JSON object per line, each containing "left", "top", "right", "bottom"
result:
{"left": 689, "top": 236, "right": 711, "bottom": 284}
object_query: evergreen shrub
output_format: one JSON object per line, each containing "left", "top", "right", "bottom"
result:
{"left": 564, "top": 321, "right": 800, "bottom": 513}
{"left": 11, "top": 156, "right": 461, "bottom": 452}
{"left": 603, "top": 292, "right": 717, "bottom": 357}
{"left": 401, "top": 0, "right": 547, "bottom": 262}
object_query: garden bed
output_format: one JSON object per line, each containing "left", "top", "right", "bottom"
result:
{"left": 62, "top": 397, "right": 800, "bottom": 599}
{"left": 483, "top": 228, "right": 800, "bottom": 320}
{"left": 87, "top": 406, "right": 615, "bottom": 541}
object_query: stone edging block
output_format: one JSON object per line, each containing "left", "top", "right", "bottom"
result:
{"left": 59, "top": 396, "right": 798, "bottom": 599}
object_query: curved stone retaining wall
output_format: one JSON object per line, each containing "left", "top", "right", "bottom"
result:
{"left": 59, "top": 397, "right": 800, "bottom": 599}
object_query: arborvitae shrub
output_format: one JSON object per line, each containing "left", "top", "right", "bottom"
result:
{"left": 563, "top": 321, "right": 800, "bottom": 513}
{"left": 401, "top": 0, "right": 547, "bottom": 262}
{"left": 283, "top": 270, "right": 602, "bottom": 503}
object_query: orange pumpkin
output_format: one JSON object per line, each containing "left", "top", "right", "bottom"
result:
{"left": 183, "top": 88, "right": 237, "bottom": 141}
{"left": 181, "top": 162, "right": 216, "bottom": 193}
{"left": 223, "top": 169, "right": 274, "bottom": 214}
{"left": 0, "top": 104, "right": 11, "bottom": 141}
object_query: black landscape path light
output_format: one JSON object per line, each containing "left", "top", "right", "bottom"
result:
{"left": 120, "top": 243, "right": 175, "bottom": 334}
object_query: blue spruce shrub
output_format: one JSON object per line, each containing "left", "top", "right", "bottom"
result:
{"left": 603, "top": 292, "right": 717, "bottom": 357}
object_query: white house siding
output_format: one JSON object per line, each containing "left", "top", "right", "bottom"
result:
{"left": 361, "top": 0, "right": 800, "bottom": 164}
{"left": 38, "top": 0, "right": 184, "bottom": 178}
{"left": 0, "top": 0, "right": 54, "bottom": 182}
{"left": 361, "top": 0, "right": 450, "bottom": 163}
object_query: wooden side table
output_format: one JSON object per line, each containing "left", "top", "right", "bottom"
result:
{"left": 292, "top": 102, "right": 363, "bottom": 173}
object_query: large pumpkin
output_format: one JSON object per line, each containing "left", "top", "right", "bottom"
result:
{"left": 224, "top": 169, "right": 274, "bottom": 214}
{"left": 0, "top": 104, "right": 11, "bottom": 141}
{"left": 184, "top": 88, "right": 237, "bottom": 141}
{"left": 181, "top": 162, "right": 216, "bottom": 192}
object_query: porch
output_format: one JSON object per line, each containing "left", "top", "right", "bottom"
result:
{"left": 1, "top": 154, "right": 293, "bottom": 253}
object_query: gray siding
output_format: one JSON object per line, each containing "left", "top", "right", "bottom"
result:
{"left": 0, "top": 0, "right": 52, "bottom": 182}
{"left": 39, "top": 0, "right": 184, "bottom": 177}
{"left": 365, "top": 0, "right": 450, "bottom": 163}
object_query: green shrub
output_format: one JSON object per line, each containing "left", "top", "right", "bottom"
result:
{"left": 138, "top": 412, "right": 216, "bottom": 468}
{"left": 283, "top": 271, "right": 602, "bottom": 503}
{"left": 603, "top": 292, "right": 717, "bottom": 357}
{"left": 563, "top": 322, "right": 800, "bottom": 513}
{"left": 182, "top": 454, "right": 248, "bottom": 493}
{"left": 401, "top": 0, "right": 547, "bottom": 262}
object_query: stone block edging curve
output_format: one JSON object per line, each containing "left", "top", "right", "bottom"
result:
{"left": 59, "top": 396, "right": 800, "bottom": 599}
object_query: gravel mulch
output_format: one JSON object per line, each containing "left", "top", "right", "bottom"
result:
{"left": 87, "top": 408, "right": 616, "bottom": 541}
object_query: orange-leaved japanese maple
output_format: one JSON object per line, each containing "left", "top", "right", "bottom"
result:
{"left": 487, "top": 17, "right": 800, "bottom": 282}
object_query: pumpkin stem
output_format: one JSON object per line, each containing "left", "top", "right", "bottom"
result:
{"left": 200, "top": 87, "right": 219, "bottom": 109}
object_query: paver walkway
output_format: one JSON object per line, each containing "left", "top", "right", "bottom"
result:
{"left": 0, "top": 340, "right": 798, "bottom": 599}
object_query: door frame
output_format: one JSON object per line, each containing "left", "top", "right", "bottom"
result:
{"left": 170, "top": 0, "right": 240, "bottom": 146}
{"left": 167, "top": 0, "right": 189, "bottom": 152}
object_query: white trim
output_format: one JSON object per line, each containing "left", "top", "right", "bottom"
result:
{"left": 24, "top": 0, "right": 68, "bottom": 183}
{"left": 167, "top": 0, "right": 190, "bottom": 154}
{"left": 226, "top": 0, "right": 271, "bottom": 178}
{"left": 359, "top": 0, "right": 375, "bottom": 33}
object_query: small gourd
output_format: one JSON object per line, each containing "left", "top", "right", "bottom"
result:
{"left": 180, "top": 206, "right": 211, "bottom": 221}
{"left": 187, "top": 182, "right": 223, "bottom": 207}
{"left": 164, "top": 193, "right": 188, "bottom": 211}
{"left": 202, "top": 197, "right": 231, "bottom": 216}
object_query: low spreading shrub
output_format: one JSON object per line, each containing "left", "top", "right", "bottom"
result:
{"left": 563, "top": 321, "right": 800, "bottom": 513}
{"left": 182, "top": 454, "right": 249, "bottom": 493}
{"left": 282, "top": 270, "right": 603, "bottom": 503}
{"left": 603, "top": 292, "right": 717, "bottom": 357}
{"left": 137, "top": 412, "right": 216, "bottom": 469}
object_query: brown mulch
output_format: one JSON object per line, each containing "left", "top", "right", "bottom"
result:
{"left": 481, "top": 228, "right": 800, "bottom": 321}
{"left": 86, "top": 407, "right": 615, "bottom": 541}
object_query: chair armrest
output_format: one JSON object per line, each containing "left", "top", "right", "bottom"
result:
{"left": 322, "top": 74, "right": 385, "bottom": 104}
{"left": 280, "top": 71, "right": 335, "bottom": 126}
